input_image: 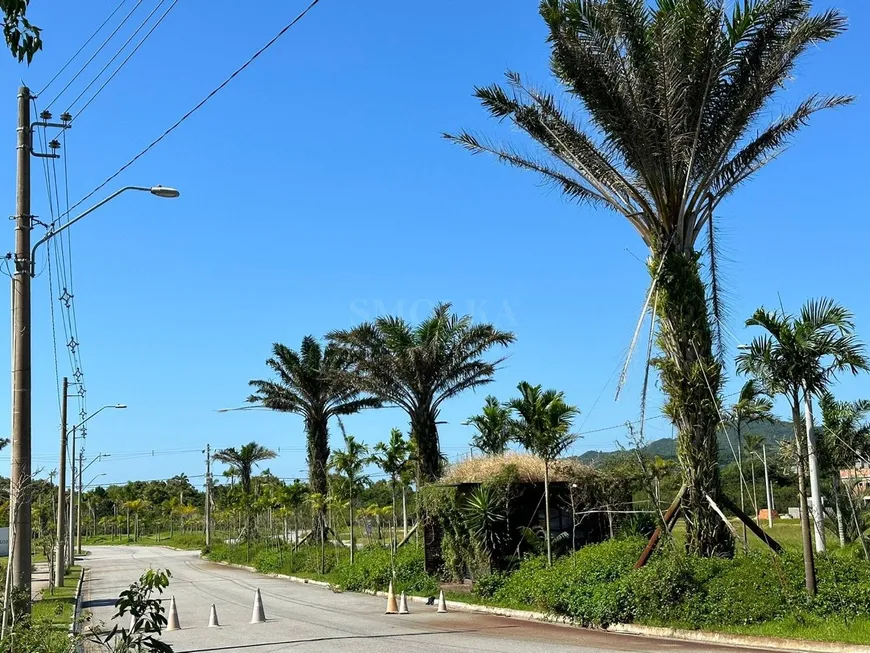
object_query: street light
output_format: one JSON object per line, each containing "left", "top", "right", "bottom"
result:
{"left": 65, "top": 404, "right": 126, "bottom": 569}
{"left": 76, "top": 453, "right": 112, "bottom": 556}
{"left": 12, "top": 179, "right": 177, "bottom": 596}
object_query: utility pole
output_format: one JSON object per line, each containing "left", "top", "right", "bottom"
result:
{"left": 68, "top": 425, "right": 76, "bottom": 567}
{"left": 763, "top": 444, "right": 774, "bottom": 529}
{"left": 78, "top": 450, "right": 83, "bottom": 555}
{"left": 55, "top": 377, "right": 69, "bottom": 586}
{"left": 205, "top": 444, "right": 212, "bottom": 548}
{"left": 10, "top": 85, "right": 32, "bottom": 596}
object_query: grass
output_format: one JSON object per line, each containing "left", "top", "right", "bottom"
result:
{"left": 33, "top": 565, "right": 81, "bottom": 625}
{"left": 671, "top": 519, "right": 829, "bottom": 553}
{"left": 80, "top": 532, "right": 205, "bottom": 550}
{"left": 718, "top": 615, "right": 870, "bottom": 645}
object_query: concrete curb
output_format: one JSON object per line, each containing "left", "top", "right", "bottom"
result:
{"left": 69, "top": 567, "right": 86, "bottom": 653}
{"left": 202, "top": 554, "right": 869, "bottom": 653}
{"left": 606, "top": 624, "right": 870, "bottom": 653}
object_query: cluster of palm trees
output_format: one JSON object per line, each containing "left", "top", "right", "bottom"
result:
{"left": 737, "top": 298, "right": 869, "bottom": 594}
{"left": 248, "top": 303, "right": 514, "bottom": 533}
{"left": 464, "top": 382, "right": 580, "bottom": 565}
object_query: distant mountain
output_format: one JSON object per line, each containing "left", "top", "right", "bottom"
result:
{"left": 577, "top": 419, "right": 795, "bottom": 466}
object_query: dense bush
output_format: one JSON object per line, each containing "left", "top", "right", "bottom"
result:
{"left": 207, "top": 541, "right": 438, "bottom": 596}
{"left": 481, "top": 537, "right": 870, "bottom": 629}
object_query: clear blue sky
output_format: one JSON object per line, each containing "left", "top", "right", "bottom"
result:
{"left": 0, "top": 0, "right": 867, "bottom": 489}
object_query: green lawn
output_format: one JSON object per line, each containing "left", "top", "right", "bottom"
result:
{"left": 719, "top": 614, "right": 870, "bottom": 645}
{"left": 33, "top": 565, "right": 81, "bottom": 625}
{"left": 80, "top": 532, "right": 205, "bottom": 550}
{"left": 671, "top": 518, "right": 829, "bottom": 553}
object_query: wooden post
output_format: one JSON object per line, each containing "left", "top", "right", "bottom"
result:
{"left": 720, "top": 494, "right": 783, "bottom": 554}
{"left": 635, "top": 485, "right": 685, "bottom": 569}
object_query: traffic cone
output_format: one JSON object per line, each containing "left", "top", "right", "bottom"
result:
{"left": 436, "top": 590, "right": 447, "bottom": 613}
{"left": 167, "top": 596, "right": 181, "bottom": 631}
{"left": 251, "top": 588, "right": 266, "bottom": 623}
{"left": 398, "top": 592, "right": 409, "bottom": 615}
{"left": 385, "top": 581, "right": 398, "bottom": 614}
{"left": 208, "top": 604, "right": 220, "bottom": 627}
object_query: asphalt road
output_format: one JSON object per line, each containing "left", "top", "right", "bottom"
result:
{"left": 82, "top": 546, "right": 771, "bottom": 653}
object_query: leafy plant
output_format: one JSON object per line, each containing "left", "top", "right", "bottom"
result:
{"left": 462, "top": 487, "right": 507, "bottom": 568}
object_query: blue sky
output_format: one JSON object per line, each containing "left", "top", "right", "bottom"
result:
{"left": 0, "top": 0, "right": 868, "bottom": 489}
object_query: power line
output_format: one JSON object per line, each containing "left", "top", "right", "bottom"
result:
{"left": 37, "top": 0, "right": 130, "bottom": 97}
{"left": 65, "top": 0, "right": 179, "bottom": 117}
{"left": 63, "top": 0, "right": 323, "bottom": 217}
{"left": 45, "top": 0, "right": 147, "bottom": 110}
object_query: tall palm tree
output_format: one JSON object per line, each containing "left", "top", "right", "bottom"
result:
{"left": 447, "top": 0, "right": 848, "bottom": 557}
{"left": 508, "top": 381, "right": 580, "bottom": 565}
{"left": 819, "top": 392, "right": 870, "bottom": 551}
{"left": 248, "top": 336, "right": 380, "bottom": 518}
{"left": 329, "top": 425, "right": 371, "bottom": 565}
{"left": 328, "top": 303, "right": 514, "bottom": 482}
{"left": 465, "top": 396, "right": 513, "bottom": 456}
{"left": 213, "top": 442, "right": 277, "bottom": 549}
{"left": 729, "top": 380, "right": 773, "bottom": 548}
{"left": 373, "top": 428, "right": 410, "bottom": 553}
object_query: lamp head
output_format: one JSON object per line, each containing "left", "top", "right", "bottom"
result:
{"left": 150, "top": 186, "right": 180, "bottom": 198}
{"left": 114, "top": 404, "right": 127, "bottom": 409}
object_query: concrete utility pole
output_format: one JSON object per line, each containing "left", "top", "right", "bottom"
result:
{"left": 55, "top": 377, "right": 69, "bottom": 586}
{"left": 68, "top": 425, "right": 76, "bottom": 567}
{"left": 205, "top": 444, "right": 212, "bottom": 547}
{"left": 78, "top": 450, "right": 83, "bottom": 554}
{"left": 11, "top": 85, "right": 32, "bottom": 595}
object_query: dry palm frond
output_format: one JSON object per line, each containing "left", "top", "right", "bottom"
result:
{"left": 441, "top": 453, "right": 591, "bottom": 485}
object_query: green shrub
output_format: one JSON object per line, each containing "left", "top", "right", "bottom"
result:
{"left": 333, "top": 545, "right": 439, "bottom": 596}
{"left": 473, "top": 571, "right": 508, "bottom": 599}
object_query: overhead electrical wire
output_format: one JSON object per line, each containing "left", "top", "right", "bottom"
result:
{"left": 37, "top": 0, "right": 129, "bottom": 97}
{"left": 65, "top": 0, "right": 179, "bottom": 117}
{"left": 45, "top": 0, "right": 147, "bottom": 110}
{"left": 63, "top": 0, "right": 323, "bottom": 218}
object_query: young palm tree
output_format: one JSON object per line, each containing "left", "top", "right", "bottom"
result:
{"left": 648, "top": 455, "right": 676, "bottom": 507}
{"left": 447, "top": 0, "right": 848, "bottom": 557}
{"left": 306, "top": 492, "right": 327, "bottom": 573}
{"left": 329, "top": 426, "right": 371, "bottom": 565}
{"left": 213, "top": 442, "right": 277, "bottom": 549}
{"left": 248, "top": 336, "right": 380, "bottom": 524}
{"left": 819, "top": 392, "right": 870, "bottom": 551}
{"left": 328, "top": 303, "right": 514, "bottom": 482}
{"left": 464, "top": 396, "right": 513, "bottom": 456}
{"left": 280, "top": 480, "right": 309, "bottom": 547}
{"left": 729, "top": 380, "right": 773, "bottom": 547}
{"left": 738, "top": 299, "right": 868, "bottom": 592}
{"left": 123, "top": 499, "right": 148, "bottom": 541}
{"left": 373, "top": 428, "right": 410, "bottom": 553}
{"left": 508, "top": 382, "right": 580, "bottom": 565}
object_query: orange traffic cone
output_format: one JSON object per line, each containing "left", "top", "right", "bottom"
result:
{"left": 436, "top": 590, "right": 447, "bottom": 613}
{"left": 167, "top": 596, "right": 181, "bottom": 630}
{"left": 385, "top": 581, "right": 399, "bottom": 614}
{"left": 398, "top": 591, "right": 410, "bottom": 614}
{"left": 251, "top": 588, "right": 266, "bottom": 623}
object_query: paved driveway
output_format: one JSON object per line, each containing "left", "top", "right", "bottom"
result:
{"left": 82, "top": 546, "right": 774, "bottom": 653}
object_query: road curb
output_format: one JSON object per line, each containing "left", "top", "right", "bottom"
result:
{"left": 70, "top": 567, "right": 86, "bottom": 653}
{"left": 202, "top": 554, "right": 867, "bottom": 653}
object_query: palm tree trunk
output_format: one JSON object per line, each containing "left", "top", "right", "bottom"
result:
{"left": 543, "top": 460, "right": 552, "bottom": 566}
{"left": 792, "top": 396, "right": 817, "bottom": 595}
{"left": 737, "top": 422, "right": 747, "bottom": 551}
{"left": 310, "top": 415, "right": 330, "bottom": 540}
{"left": 349, "top": 485, "right": 355, "bottom": 566}
{"left": 803, "top": 392, "right": 826, "bottom": 552}
{"left": 750, "top": 458, "right": 758, "bottom": 520}
{"left": 412, "top": 412, "right": 441, "bottom": 482}
{"left": 833, "top": 474, "right": 845, "bottom": 548}
{"left": 402, "top": 486, "right": 408, "bottom": 538}
{"left": 653, "top": 248, "right": 732, "bottom": 557}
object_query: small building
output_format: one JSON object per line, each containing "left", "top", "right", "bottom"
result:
{"left": 424, "top": 454, "right": 632, "bottom": 573}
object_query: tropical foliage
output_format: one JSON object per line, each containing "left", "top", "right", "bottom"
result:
{"left": 465, "top": 396, "right": 513, "bottom": 456}
{"left": 447, "top": 0, "right": 848, "bottom": 558}
{"left": 328, "top": 302, "right": 514, "bottom": 482}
